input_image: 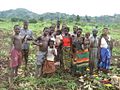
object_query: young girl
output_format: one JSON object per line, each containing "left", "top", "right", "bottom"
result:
{"left": 42, "top": 39, "right": 57, "bottom": 75}
{"left": 62, "top": 27, "right": 72, "bottom": 71}
{"left": 10, "top": 25, "right": 22, "bottom": 77}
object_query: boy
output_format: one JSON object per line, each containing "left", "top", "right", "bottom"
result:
{"left": 33, "top": 28, "right": 49, "bottom": 77}
{"left": 10, "top": 25, "right": 22, "bottom": 78}
{"left": 20, "top": 21, "right": 33, "bottom": 71}
{"left": 89, "top": 29, "right": 99, "bottom": 75}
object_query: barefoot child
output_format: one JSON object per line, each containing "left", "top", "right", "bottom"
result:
{"left": 33, "top": 28, "right": 49, "bottom": 77}
{"left": 20, "top": 21, "right": 33, "bottom": 71}
{"left": 42, "top": 39, "right": 57, "bottom": 75}
{"left": 89, "top": 29, "right": 99, "bottom": 75}
{"left": 55, "top": 30, "right": 63, "bottom": 65}
{"left": 10, "top": 25, "right": 22, "bottom": 77}
{"left": 62, "top": 27, "right": 73, "bottom": 72}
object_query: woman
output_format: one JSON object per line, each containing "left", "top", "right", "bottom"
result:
{"left": 99, "top": 28, "right": 113, "bottom": 73}
{"left": 72, "top": 28, "right": 89, "bottom": 75}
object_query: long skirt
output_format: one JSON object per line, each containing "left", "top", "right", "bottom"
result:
{"left": 42, "top": 60, "right": 55, "bottom": 74}
{"left": 89, "top": 48, "right": 98, "bottom": 72}
{"left": 99, "top": 48, "right": 111, "bottom": 70}
{"left": 72, "top": 49, "right": 89, "bottom": 74}
{"left": 62, "top": 47, "right": 72, "bottom": 70}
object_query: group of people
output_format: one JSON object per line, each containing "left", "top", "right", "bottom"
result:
{"left": 10, "top": 20, "right": 113, "bottom": 79}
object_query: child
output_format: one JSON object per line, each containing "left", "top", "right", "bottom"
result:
{"left": 10, "top": 25, "right": 22, "bottom": 77}
{"left": 33, "top": 28, "right": 50, "bottom": 77}
{"left": 84, "top": 32, "right": 90, "bottom": 50}
{"left": 62, "top": 27, "right": 72, "bottom": 71}
{"left": 19, "top": 21, "right": 33, "bottom": 71}
{"left": 55, "top": 30, "right": 63, "bottom": 64}
{"left": 55, "top": 30, "right": 63, "bottom": 67}
{"left": 42, "top": 39, "right": 57, "bottom": 75}
{"left": 55, "top": 30, "right": 62, "bottom": 47}
{"left": 89, "top": 29, "right": 99, "bottom": 75}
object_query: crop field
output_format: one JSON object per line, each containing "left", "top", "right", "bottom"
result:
{"left": 0, "top": 21, "right": 120, "bottom": 90}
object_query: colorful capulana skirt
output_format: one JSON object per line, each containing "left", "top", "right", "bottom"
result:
{"left": 62, "top": 46, "right": 72, "bottom": 70}
{"left": 72, "top": 49, "right": 89, "bottom": 74}
{"left": 99, "top": 48, "right": 111, "bottom": 70}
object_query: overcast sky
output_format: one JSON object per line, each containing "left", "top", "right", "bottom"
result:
{"left": 0, "top": 0, "right": 120, "bottom": 16}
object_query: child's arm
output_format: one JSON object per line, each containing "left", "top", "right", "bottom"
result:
{"left": 32, "top": 36, "right": 42, "bottom": 46}
{"left": 22, "top": 35, "right": 27, "bottom": 43}
{"left": 9, "top": 36, "right": 14, "bottom": 56}
{"left": 33, "top": 41, "right": 42, "bottom": 46}
{"left": 52, "top": 48, "right": 57, "bottom": 56}
{"left": 10, "top": 36, "right": 14, "bottom": 49}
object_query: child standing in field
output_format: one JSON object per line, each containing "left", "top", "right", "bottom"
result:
{"left": 19, "top": 21, "right": 33, "bottom": 71}
{"left": 89, "top": 29, "right": 99, "bottom": 75}
{"left": 62, "top": 27, "right": 73, "bottom": 72}
{"left": 42, "top": 39, "right": 57, "bottom": 75}
{"left": 84, "top": 32, "right": 90, "bottom": 50}
{"left": 33, "top": 28, "right": 50, "bottom": 77}
{"left": 10, "top": 25, "right": 22, "bottom": 77}
{"left": 55, "top": 30, "right": 63, "bottom": 66}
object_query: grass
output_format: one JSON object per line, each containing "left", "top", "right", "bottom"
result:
{"left": 0, "top": 21, "right": 120, "bottom": 90}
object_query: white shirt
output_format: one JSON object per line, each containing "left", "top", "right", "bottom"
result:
{"left": 46, "top": 47, "right": 57, "bottom": 61}
{"left": 100, "top": 35, "right": 111, "bottom": 48}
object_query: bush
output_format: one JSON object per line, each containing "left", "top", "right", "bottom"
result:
{"left": 29, "top": 19, "right": 38, "bottom": 23}
{"left": 11, "top": 18, "right": 19, "bottom": 22}
{"left": 0, "top": 18, "right": 5, "bottom": 22}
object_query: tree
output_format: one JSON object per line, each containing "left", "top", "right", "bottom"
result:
{"left": 39, "top": 17, "right": 44, "bottom": 22}
{"left": 76, "top": 15, "right": 80, "bottom": 22}
{"left": 85, "top": 15, "right": 91, "bottom": 22}
{"left": 11, "top": 18, "right": 19, "bottom": 22}
{"left": 29, "top": 19, "right": 38, "bottom": 23}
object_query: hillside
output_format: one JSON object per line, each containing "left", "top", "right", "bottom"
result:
{"left": 0, "top": 8, "right": 120, "bottom": 24}
{"left": 0, "top": 8, "right": 39, "bottom": 19}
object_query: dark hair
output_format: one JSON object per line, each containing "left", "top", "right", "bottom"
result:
{"left": 103, "top": 27, "right": 109, "bottom": 30}
{"left": 23, "top": 20, "right": 29, "bottom": 23}
{"left": 64, "top": 27, "right": 70, "bottom": 32}
{"left": 14, "top": 25, "right": 20, "bottom": 30}
{"left": 57, "top": 30, "right": 62, "bottom": 34}
{"left": 43, "top": 27, "right": 49, "bottom": 32}
{"left": 77, "top": 28, "right": 82, "bottom": 32}
{"left": 48, "top": 39, "right": 54, "bottom": 46}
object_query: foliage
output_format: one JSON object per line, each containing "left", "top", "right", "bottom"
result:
{"left": 1, "top": 8, "right": 120, "bottom": 24}
{"left": 0, "top": 20, "right": 120, "bottom": 90}
{"left": 29, "top": 19, "right": 38, "bottom": 23}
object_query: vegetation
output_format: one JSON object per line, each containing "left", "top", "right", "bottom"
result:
{"left": 1, "top": 8, "right": 120, "bottom": 24}
{"left": 0, "top": 8, "right": 120, "bottom": 90}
